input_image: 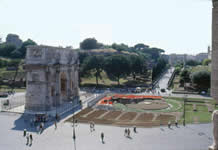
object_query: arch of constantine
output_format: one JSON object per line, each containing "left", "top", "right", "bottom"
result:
{"left": 24, "top": 45, "right": 79, "bottom": 111}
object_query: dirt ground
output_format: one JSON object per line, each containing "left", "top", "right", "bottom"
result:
{"left": 66, "top": 108, "right": 177, "bottom": 127}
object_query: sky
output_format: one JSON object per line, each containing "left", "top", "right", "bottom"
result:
{"left": 0, "top": 0, "right": 212, "bottom": 54}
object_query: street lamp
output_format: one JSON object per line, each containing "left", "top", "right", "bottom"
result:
{"left": 183, "top": 94, "right": 188, "bottom": 126}
{"left": 71, "top": 96, "right": 77, "bottom": 150}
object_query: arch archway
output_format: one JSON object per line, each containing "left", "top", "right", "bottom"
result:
{"left": 60, "top": 72, "right": 67, "bottom": 96}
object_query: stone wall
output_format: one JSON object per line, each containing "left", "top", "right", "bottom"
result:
{"left": 212, "top": 1, "right": 218, "bottom": 102}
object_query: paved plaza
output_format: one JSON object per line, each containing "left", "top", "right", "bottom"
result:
{"left": 0, "top": 112, "right": 213, "bottom": 150}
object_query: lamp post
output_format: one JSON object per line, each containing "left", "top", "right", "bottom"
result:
{"left": 183, "top": 94, "right": 187, "bottom": 126}
{"left": 71, "top": 96, "right": 76, "bottom": 150}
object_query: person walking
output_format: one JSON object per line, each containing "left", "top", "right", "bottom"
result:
{"left": 39, "top": 123, "right": 42, "bottom": 134}
{"left": 29, "top": 133, "right": 33, "bottom": 145}
{"left": 26, "top": 133, "right": 29, "bottom": 145}
{"left": 90, "top": 122, "right": 93, "bottom": 132}
{"left": 23, "top": 129, "right": 27, "bottom": 137}
{"left": 124, "top": 128, "right": 127, "bottom": 137}
{"left": 54, "top": 120, "right": 57, "bottom": 130}
{"left": 101, "top": 132, "right": 104, "bottom": 143}
{"left": 127, "top": 128, "right": 130, "bottom": 137}
{"left": 133, "top": 126, "right": 137, "bottom": 133}
{"left": 175, "top": 120, "right": 178, "bottom": 127}
{"left": 92, "top": 122, "right": 95, "bottom": 131}
{"left": 168, "top": 121, "right": 171, "bottom": 128}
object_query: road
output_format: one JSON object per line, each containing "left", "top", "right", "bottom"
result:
{"left": 154, "top": 67, "right": 213, "bottom": 99}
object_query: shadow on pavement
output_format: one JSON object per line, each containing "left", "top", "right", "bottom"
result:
{"left": 11, "top": 105, "right": 82, "bottom": 132}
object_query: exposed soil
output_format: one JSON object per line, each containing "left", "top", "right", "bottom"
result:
{"left": 136, "top": 113, "right": 154, "bottom": 122}
{"left": 102, "top": 111, "right": 122, "bottom": 120}
{"left": 115, "top": 112, "right": 137, "bottom": 121}
{"left": 66, "top": 108, "right": 177, "bottom": 128}
{"left": 86, "top": 110, "right": 108, "bottom": 119}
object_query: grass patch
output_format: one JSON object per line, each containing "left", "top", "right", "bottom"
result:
{"left": 185, "top": 111, "right": 212, "bottom": 124}
{"left": 0, "top": 86, "right": 26, "bottom": 93}
{"left": 81, "top": 71, "right": 151, "bottom": 87}
{"left": 197, "top": 105, "right": 208, "bottom": 112}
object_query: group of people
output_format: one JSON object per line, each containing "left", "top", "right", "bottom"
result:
{"left": 23, "top": 129, "right": 33, "bottom": 146}
{"left": 124, "top": 126, "right": 137, "bottom": 138}
{"left": 90, "top": 122, "right": 95, "bottom": 132}
{"left": 36, "top": 122, "right": 44, "bottom": 134}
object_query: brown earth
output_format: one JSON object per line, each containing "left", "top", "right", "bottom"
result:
{"left": 102, "top": 111, "right": 122, "bottom": 120}
{"left": 66, "top": 108, "right": 177, "bottom": 128}
{"left": 136, "top": 113, "right": 154, "bottom": 122}
{"left": 119, "top": 112, "right": 137, "bottom": 121}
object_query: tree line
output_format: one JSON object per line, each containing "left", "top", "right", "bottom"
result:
{"left": 79, "top": 38, "right": 168, "bottom": 86}
{"left": 0, "top": 35, "right": 169, "bottom": 87}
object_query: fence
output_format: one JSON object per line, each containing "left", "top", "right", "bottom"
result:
{"left": 87, "top": 91, "right": 109, "bottom": 107}
{"left": 0, "top": 93, "right": 25, "bottom": 112}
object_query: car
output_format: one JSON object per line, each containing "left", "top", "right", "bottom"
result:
{"left": 201, "top": 91, "right": 206, "bottom": 95}
{"left": 161, "top": 89, "right": 166, "bottom": 92}
{"left": 0, "top": 92, "right": 9, "bottom": 98}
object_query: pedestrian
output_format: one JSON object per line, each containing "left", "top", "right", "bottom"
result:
{"left": 23, "top": 129, "right": 27, "bottom": 137}
{"left": 39, "top": 123, "right": 42, "bottom": 133}
{"left": 168, "top": 121, "right": 171, "bottom": 128}
{"left": 36, "top": 125, "right": 40, "bottom": 134}
{"left": 127, "top": 128, "right": 130, "bottom": 137}
{"left": 26, "top": 133, "right": 29, "bottom": 145}
{"left": 124, "top": 128, "right": 127, "bottom": 136}
{"left": 92, "top": 122, "right": 95, "bottom": 131}
{"left": 133, "top": 126, "right": 137, "bottom": 133}
{"left": 90, "top": 122, "right": 93, "bottom": 132}
{"left": 175, "top": 120, "right": 178, "bottom": 127}
{"left": 101, "top": 132, "right": 104, "bottom": 143}
{"left": 42, "top": 122, "right": 44, "bottom": 131}
{"left": 54, "top": 120, "right": 57, "bottom": 130}
{"left": 29, "top": 133, "right": 33, "bottom": 145}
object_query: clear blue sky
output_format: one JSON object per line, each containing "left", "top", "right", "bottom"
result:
{"left": 0, "top": 0, "right": 212, "bottom": 54}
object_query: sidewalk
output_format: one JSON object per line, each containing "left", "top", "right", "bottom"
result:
{"left": 0, "top": 112, "right": 213, "bottom": 150}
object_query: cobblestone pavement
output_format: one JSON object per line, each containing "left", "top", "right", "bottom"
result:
{"left": 0, "top": 112, "right": 213, "bottom": 150}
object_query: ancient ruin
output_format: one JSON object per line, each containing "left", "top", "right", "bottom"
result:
{"left": 210, "top": 0, "right": 218, "bottom": 150}
{"left": 24, "top": 45, "right": 79, "bottom": 111}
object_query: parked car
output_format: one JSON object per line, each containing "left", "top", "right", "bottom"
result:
{"left": 161, "top": 89, "right": 166, "bottom": 92}
{"left": 0, "top": 92, "right": 9, "bottom": 98}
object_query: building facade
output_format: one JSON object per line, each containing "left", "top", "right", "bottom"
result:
{"left": 25, "top": 45, "right": 79, "bottom": 111}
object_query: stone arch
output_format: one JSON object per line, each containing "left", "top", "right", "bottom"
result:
{"left": 60, "top": 72, "right": 67, "bottom": 96}
{"left": 51, "top": 86, "right": 55, "bottom": 97}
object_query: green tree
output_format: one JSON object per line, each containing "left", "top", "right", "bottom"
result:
{"left": 10, "top": 50, "right": 22, "bottom": 58}
{"left": 180, "top": 69, "right": 191, "bottom": 82}
{"left": 190, "top": 71, "right": 211, "bottom": 90}
{"left": 186, "top": 60, "right": 200, "bottom": 66}
{"left": 202, "top": 59, "right": 211, "bottom": 66}
{"left": 152, "top": 58, "right": 167, "bottom": 80}
{"left": 82, "top": 55, "right": 104, "bottom": 86}
{"left": 111, "top": 43, "right": 129, "bottom": 52}
{"left": 104, "top": 55, "right": 131, "bottom": 85}
{"left": 80, "top": 38, "right": 99, "bottom": 50}
{"left": 0, "top": 43, "right": 16, "bottom": 57}
{"left": 134, "top": 43, "right": 149, "bottom": 50}
{"left": 18, "top": 39, "right": 37, "bottom": 58}
{"left": 129, "top": 55, "right": 146, "bottom": 80}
